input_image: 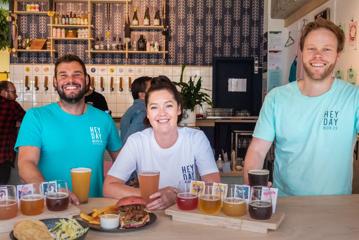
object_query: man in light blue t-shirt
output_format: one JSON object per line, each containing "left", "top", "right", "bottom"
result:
{"left": 15, "top": 54, "right": 122, "bottom": 203}
{"left": 244, "top": 18, "right": 359, "bottom": 196}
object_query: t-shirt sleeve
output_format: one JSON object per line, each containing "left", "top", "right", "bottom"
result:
{"left": 356, "top": 101, "right": 359, "bottom": 133}
{"left": 107, "top": 136, "right": 138, "bottom": 181}
{"left": 253, "top": 90, "right": 276, "bottom": 142}
{"left": 193, "top": 130, "right": 219, "bottom": 177}
{"left": 14, "top": 108, "right": 42, "bottom": 151}
{"left": 106, "top": 116, "right": 122, "bottom": 152}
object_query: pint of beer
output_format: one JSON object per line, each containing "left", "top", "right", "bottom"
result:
{"left": 138, "top": 171, "right": 160, "bottom": 203}
{"left": 71, "top": 168, "right": 92, "bottom": 203}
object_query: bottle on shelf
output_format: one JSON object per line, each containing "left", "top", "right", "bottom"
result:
{"left": 17, "top": 35, "right": 22, "bottom": 49}
{"left": 144, "top": 7, "right": 150, "bottom": 26}
{"left": 54, "top": 13, "right": 58, "bottom": 24}
{"left": 99, "top": 37, "right": 105, "bottom": 50}
{"left": 124, "top": 16, "right": 131, "bottom": 49}
{"left": 137, "top": 34, "right": 147, "bottom": 51}
{"left": 153, "top": 9, "right": 161, "bottom": 26}
{"left": 132, "top": 8, "right": 139, "bottom": 26}
{"left": 216, "top": 155, "right": 224, "bottom": 172}
{"left": 94, "top": 37, "right": 100, "bottom": 50}
{"left": 111, "top": 36, "right": 117, "bottom": 50}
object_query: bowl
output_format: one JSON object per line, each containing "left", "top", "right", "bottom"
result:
{"left": 100, "top": 214, "right": 120, "bottom": 230}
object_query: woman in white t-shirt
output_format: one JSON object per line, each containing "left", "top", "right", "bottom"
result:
{"left": 103, "top": 76, "right": 220, "bottom": 210}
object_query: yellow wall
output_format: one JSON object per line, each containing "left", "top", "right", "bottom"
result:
{"left": 0, "top": 50, "right": 9, "bottom": 72}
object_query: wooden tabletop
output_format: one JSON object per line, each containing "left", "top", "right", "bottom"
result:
{"left": 2, "top": 195, "right": 359, "bottom": 239}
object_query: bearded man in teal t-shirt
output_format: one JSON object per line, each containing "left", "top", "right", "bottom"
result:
{"left": 244, "top": 19, "right": 359, "bottom": 196}
{"left": 15, "top": 54, "right": 122, "bottom": 203}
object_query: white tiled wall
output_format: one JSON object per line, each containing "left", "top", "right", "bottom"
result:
{"left": 9, "top": 64, "right": 213, "bottom": 118}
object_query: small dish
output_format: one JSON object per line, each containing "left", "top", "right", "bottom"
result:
{"left": 100, "top": 214, "right": 120, "bottom": 230}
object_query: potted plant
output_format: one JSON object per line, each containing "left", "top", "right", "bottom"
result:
{"left": 0, "top": 0, "right": 9, "bottom": 50}
{"left": 173, "top": 64, "right": 212, "bottom": 126}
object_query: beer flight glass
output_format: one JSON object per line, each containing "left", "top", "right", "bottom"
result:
{"left": 45, "top": 180, "right": 70, "bottom": 211}
{"left": 0, "top": 185, "right": 18, "bottom": 220}
{"left": 248, "top": 186, "right": 272, "bottom": 220}
{"left": 198, "top": 184, "right": 221, "bottom": 215}
{"left": 222, "top": 184, "right": 247, "bottom": 217}
{"left": 138, "top": 171, "right": 160, "bottom": 203}
{"left": 20, "top": 183, "right": 45, "bottom": 216}
{"left": 176, "top": 180, "right": 198, "bottom": 210}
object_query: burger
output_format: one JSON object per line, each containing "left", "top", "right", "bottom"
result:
{"left": 116, "top": 196, "right": 150, "bottom": 229}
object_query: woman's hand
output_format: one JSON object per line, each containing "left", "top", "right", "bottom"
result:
{"left": 146, "top": 187, "right": 177, "bottom": 211}
{"left": 69, "top": 191, "right": 80, "bottom": 205}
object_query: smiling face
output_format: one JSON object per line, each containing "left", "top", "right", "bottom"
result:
{"left": 54, "top": 61, "right": 88, "bottom": 104}
{"left": 302, "top": 28, "right": 340, "bottom": 82}
{"left": 147, "top": 89, "right": 182, "bottom": 134}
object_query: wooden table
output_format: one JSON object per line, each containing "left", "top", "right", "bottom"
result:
{"left": 2, "top": 195, "right": 359, "bottom": 239}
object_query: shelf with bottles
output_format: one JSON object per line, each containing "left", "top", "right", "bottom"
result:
{"left": 48, "top": 24, "right": 94, "bottom": 28}
{"left": 13, "top": 11, "right": 50, "bottom": 15}
{"left": 129, "top": 25, "right": 166, "bottom": 31}
{"left": 51, "top": 37, "right": 93, "bottom": 41}
{"left": 15, "top": 49, "right": 55, "bottom": 52}
{"left": 127, "top": 50, "right": 167, "bottom": 54}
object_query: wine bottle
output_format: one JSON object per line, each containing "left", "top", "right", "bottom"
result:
{"left": 154, "top": 9, "right": 160, "bottom": 26}
{"left": 132, "top": 8, "right": 139, "bottom": 26}
{"left": 144, "top": 7, "right": 150, "bottom": 26}
{"left": 137, "top": 34, "right": 147, "bottom": 51}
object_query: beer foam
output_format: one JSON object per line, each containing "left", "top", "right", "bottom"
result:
{"left": 223, "top": 197, "right": 246, "bottom": 204}
{"left": 0, "top": 200, "right": 17, "bottom": 207}
{"left": 46, "top": 192, "right": 69, "bottom": 199}
{"left": 71, "top": 167, "right": 92, "bottom": 173}
{"left": 139, "top": 171, "right": 159, "bottom": 176}
{"left": 177, "top": 193, "right": 197, "bottom": 199}
{"left": 249, "top": 200, "right": 271, "bottom": 207}
{"left": 21, "top": 194, "right": 44, "bottom": 201}
{"left": 248, "top": 169, "right": 269, "bottom": 175}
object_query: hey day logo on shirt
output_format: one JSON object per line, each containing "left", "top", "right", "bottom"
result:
{"left": 322, "top": 110, "right": 339, "bottom": 130}
{"left": 89, "top": 127, "right": 103, "bottom": 145}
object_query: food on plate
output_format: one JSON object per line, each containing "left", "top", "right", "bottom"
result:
{"left": 80, "top": 204, "right": 118, "bottom": 225}
{"left": 13, "top": 220, "right": 53, "bottom": 240}
{"left": 116, "top": 196, "right": 150, "bottom": 228}
{"left": 49, "top": 218, "right": 89, "bottom": 240}
{"left": 100, "top": 213, "right": 120, "bottom": 230}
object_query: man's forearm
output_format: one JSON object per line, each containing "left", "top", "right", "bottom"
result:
{"left": 19, "top": 161, "right": 44, "bottom": 184}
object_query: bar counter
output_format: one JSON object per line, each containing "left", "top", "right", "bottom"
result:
{"left": 2, "top": 195, "right": 359, "bottom": 239}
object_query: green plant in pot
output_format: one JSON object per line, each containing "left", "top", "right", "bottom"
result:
{"left": 173, "top": 64, "right": 212, "bottom": 125}
{"left": 0, "top": 0, "right": 10, "bottom": 50}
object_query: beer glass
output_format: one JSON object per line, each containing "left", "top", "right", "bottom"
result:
{"left": 71, "top": 168, "right": 92, "bottom": 203}
{"left": 248, "top": 169, "right": 270, "bottom": 186}
{"left": 138, "top": 171, "right": 160, "bottom": 203}
{"left": 0, "top": 185, "right": 18, "bottom": 220}
{"left": 198, "top": 184, "right": 222, "bottom": 215}
{"left": 20, "top": 183, "right": 45, "bottom": 216}
{"left": 176, "top": 180, "right": 198, "bottom": 211}
{"left": 248, "top": 186, "right": 272, "bottom": 220}
{"left": 45, "top": 180, "right": 70, "bottom": 211}
{"left": 222, "top": 184, "right": 247, "bottom": 217}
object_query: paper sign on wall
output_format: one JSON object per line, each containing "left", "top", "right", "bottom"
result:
{"left": 228, "top": 78, "right": 247, "bottom": 92}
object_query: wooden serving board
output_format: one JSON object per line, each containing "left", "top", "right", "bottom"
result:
{"left": 0, "top": 204, "right": 80, "bottom": 233}
{"left": 165, "top": 205, "right": 285, "bottom": 234}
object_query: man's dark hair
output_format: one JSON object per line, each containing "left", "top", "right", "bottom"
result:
{"left": 54, "top": 54, "right": 87, "bottom": 77}
{"left": 0, "top": 81, "right": 11, "bottom": 91}
{"left": 300, "top": 18, "right": 345, "bottom": 52}
{"left": 145, "top": 75, "right": 183, "bottom": 123}
{"left": 131, "top": 76, "right": 152, "bottom": 99}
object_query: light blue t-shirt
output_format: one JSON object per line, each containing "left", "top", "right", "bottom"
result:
{"left": 15, "top": 103, "right": 122, "bottom": 197}
{"left": 254, "top": 79, "right": 359, "bottom": 196}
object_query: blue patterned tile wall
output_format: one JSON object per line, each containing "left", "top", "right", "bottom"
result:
{"left": 11, "top": 0, "right": 264, "bottom": 66}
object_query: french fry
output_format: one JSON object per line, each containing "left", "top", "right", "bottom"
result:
{"left": 80, "top": 205, "right": 118, "bottom": 225}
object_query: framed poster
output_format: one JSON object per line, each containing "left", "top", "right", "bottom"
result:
{"left": 315, "top": 8, "right": 330, "bottom": 20}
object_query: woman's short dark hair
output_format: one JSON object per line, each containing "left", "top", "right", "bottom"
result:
{"left": 131, "top": 76, "right": 152, "bottom": 99}
{"left": 144, "top": 75, "right": 183, "bottom": 124}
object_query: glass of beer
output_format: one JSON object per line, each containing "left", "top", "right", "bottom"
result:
{"left": 198, "top": 184, "right": 222, "bottom": 215}
{"left": 222, "top": 184, "right": 247, "bottom": 217}
{"left": 20, "top": 183, "right": 45, "bottom": 216}
{"left": 0, "top": 185, "right": 18, "bottom": 220}
{"left": 71, "top": 168, "right": 92, "bottom": 203}
{"left": 248, "top": 169, "right": 270, "bottom": 186}
{"left": 138, "top": 171, "right": 160, "bottom": 203}
{"left": 45, "top": 180, "right": 70, "bottom": 211}
{"left": 176, "top": 180, "right": 198, "bottom": 211}
{"left": 248, "top": 186, "right": 272, "bottom": 220}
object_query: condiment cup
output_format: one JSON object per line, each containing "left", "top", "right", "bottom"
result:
{"left": 100, "top": 214, "right": 120, "bottom": 230}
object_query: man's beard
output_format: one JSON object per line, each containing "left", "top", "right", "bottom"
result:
{"left": 303, "top": 62, "right": 335, "bottom": 81}
{"left": 56, "top": 83, "right": 88, "bottom": 104}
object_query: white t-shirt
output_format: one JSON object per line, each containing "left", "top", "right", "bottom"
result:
{"left": 108, "top": 127, "right": 219, "bottom": 188}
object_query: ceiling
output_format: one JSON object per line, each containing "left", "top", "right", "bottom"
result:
{"left": 271, "top": 0, "right": 312, "bottom": 19}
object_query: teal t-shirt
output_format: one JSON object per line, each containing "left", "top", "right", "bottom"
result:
{"left": 254, "top": 79, "right": 359, "bottom": 196}
{"left": 15, "top": 103, "right": 122, "bottom": 197}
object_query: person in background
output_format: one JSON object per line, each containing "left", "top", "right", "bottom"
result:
{"left": 15, "top": 54, "right": 122, "bottom": 204}
{"left": 85, "top": 74, "right": 110, "bottom": 114}
{"left": 244, "top": 18, "right": 359, "bottom": 196}
{"left": 103, "top": 76, "right": 220, "bottom": 210}
{"left": 0, "top": 81, "right": 25, "bottom": 184}
{"left": 120, "top": 76, "right": 152, "bottom": 143}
